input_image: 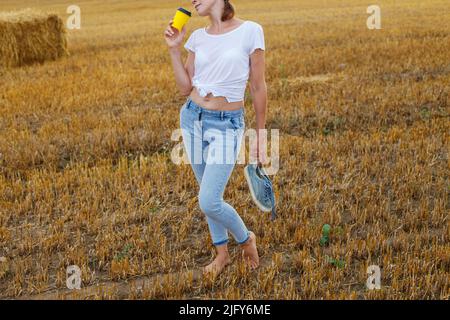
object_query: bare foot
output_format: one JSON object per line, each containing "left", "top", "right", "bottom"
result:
{"left": 202, "top": 255, "right": 231, "bottom": 276}
{"left": 241, "top": 231, "right": 259, "bottom": 269}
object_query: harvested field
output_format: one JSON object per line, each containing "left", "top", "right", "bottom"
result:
{"left": 0, "top": 0, "right": 448, "bottom": 299}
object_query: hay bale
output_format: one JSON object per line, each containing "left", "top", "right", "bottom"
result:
{"left": 0, "top": 8, "right": 68, "bottom": 68}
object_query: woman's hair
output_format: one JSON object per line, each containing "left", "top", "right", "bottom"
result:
{"left": 221, "top": 0, "right": 235, "bottom": 21}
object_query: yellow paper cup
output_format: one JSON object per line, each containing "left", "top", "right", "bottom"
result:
{"left": 171, "top": 7, "right": 191, "bottom": 32}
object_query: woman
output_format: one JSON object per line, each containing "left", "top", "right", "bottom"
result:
{"left": 164, "top": 0, "right": 267, "bottom": 275}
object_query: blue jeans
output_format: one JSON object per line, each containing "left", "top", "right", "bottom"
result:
{"left": 180, "top": 97, "right": 250, "bottom": 246}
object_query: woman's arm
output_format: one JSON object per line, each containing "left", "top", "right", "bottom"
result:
{"left": 168, "top": 47, "right": 194, "bottom": 96}
{"left": 249, "top": 48, "right": 268, "bottom": 164}
{"left": 164, "top": 20, "right": 193, "bottom": 96}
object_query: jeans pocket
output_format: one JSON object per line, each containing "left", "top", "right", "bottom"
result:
{"left": 181, "top": 101, "right": 188, "bottom": 113}
{"left": 229, "top": 116, "right": 244, "bottom": 130}
{"left": 180, "top": 102, "right": 197, "bottom": 126}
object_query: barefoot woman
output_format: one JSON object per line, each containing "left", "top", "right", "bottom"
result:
{"left": 164, "top": 0, "right": 267, "bottom": 274}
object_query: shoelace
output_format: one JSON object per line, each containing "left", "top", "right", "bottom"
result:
{"left": 263, "top": 178, "right": 277, "bottom": 221}
{"left": 257, "top": 165, "right": 276, "bottom": 221}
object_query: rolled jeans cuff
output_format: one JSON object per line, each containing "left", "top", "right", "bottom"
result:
{"left": 237, "top": 232, "right": 250, "bottom": 245}
{"left": 213, "top": 239, "right": 229, "bottom": 246}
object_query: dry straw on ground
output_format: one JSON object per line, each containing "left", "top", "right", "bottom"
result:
{"left": 0, "top": 0, "right": 448, "bottom": 299}
{"left": 0, "top": 8, "right": 68, "bottom": 68}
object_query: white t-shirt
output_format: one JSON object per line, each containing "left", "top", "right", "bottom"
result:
{"left": 184, "top": 20, "right": 265, "bottom": 103}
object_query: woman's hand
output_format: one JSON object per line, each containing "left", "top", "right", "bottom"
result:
{"left": 164, "top": 19, "right": 187, "bottom": 49}
{"left": 250, "top": 130, "right": 268, "bottom": 166}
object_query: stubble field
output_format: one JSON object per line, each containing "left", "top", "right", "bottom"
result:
{"left": 0, "top": 0, "right": 449, "bottom": 299}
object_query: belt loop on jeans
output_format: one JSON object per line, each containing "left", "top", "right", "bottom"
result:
{"left": 220, "top": 111, "right": 224, "bottom": 120}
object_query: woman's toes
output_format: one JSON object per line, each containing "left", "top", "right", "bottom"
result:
{"left": 241, "top": 232, "right": 259, "bottom": 269}
{"left": 203, "top": 256, "right": 230, "bottom": 275}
